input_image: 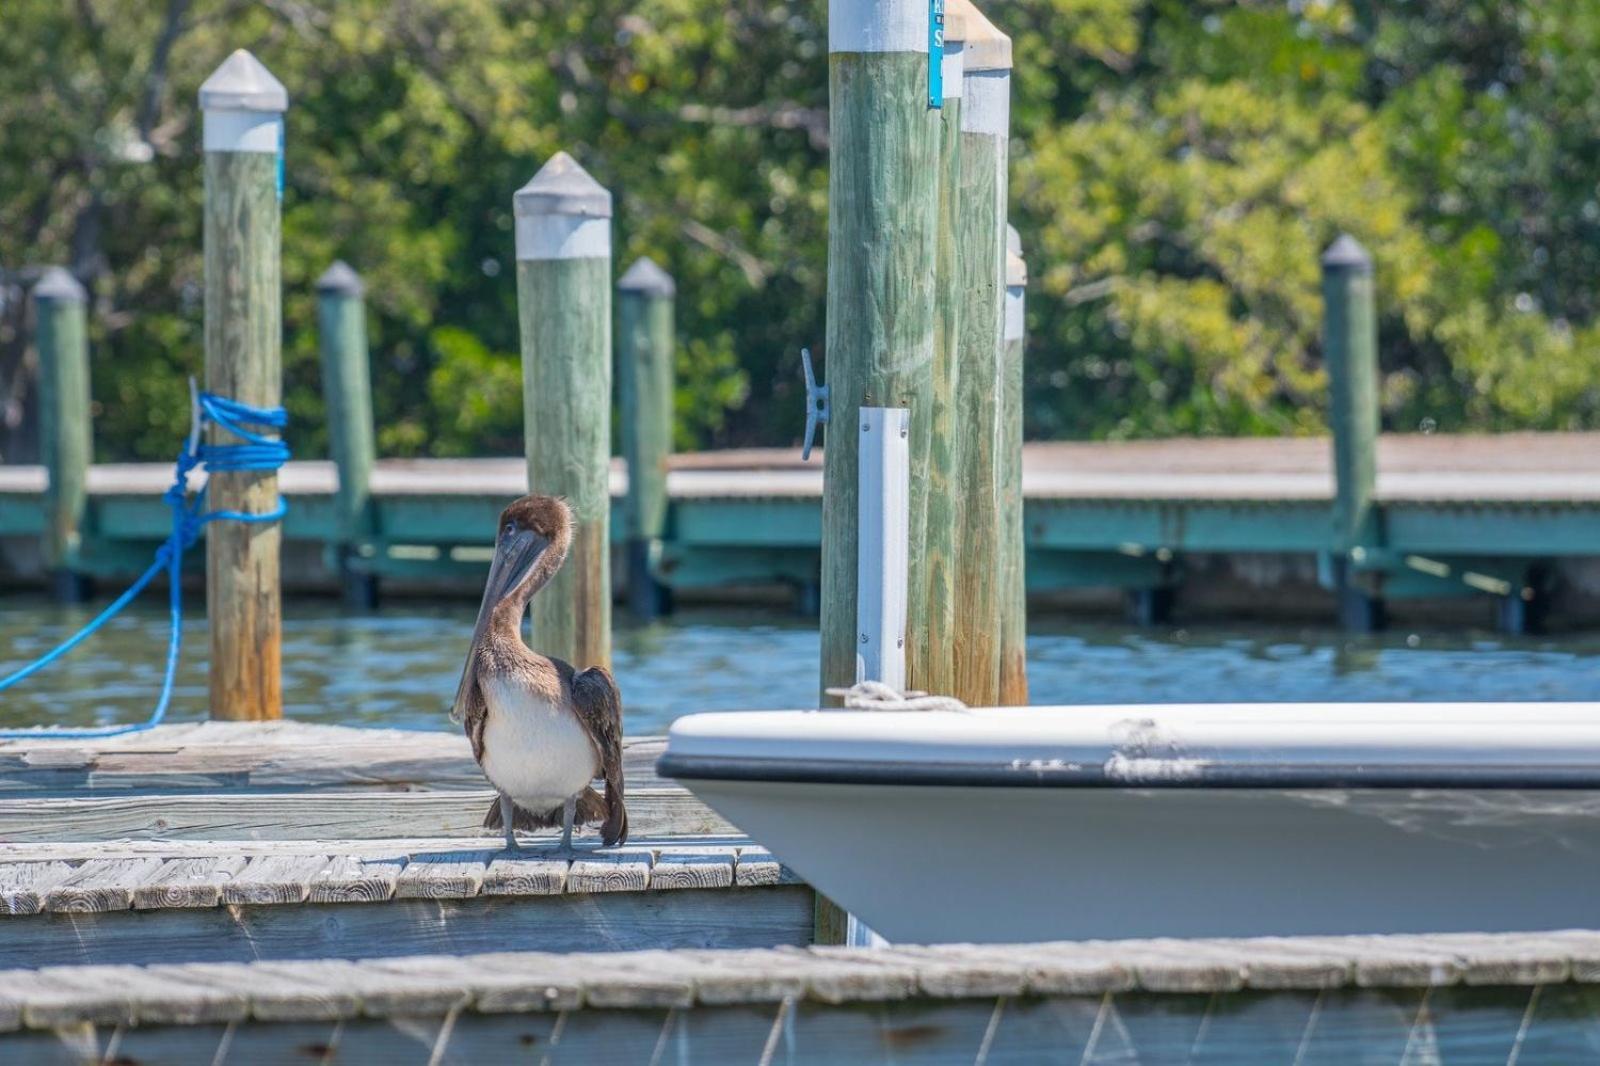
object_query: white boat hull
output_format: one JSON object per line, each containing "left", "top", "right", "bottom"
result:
{"left": 662, "top": 704, "right": 1600, "bottom": 943}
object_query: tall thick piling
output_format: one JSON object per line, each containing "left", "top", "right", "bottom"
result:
{"left": 1323, "top": 235, "right": 1383, "bottom": 632}
{"left": 316, "top": 260, "right": 378, "bottom": 609}
{"left": 998, "top": 235, "right": 1028, "bottom": 703}
{"left": 33, "top": 268, "right": 92, "bottom": 602}
{"left": 515, "top": 152, "right": 613, "bottom": 669}
{"left": 201, "top": 50, "right": 286, "bottom": 720}
{"left": 820, "top": 0, "right": 941, "bottom": 702}
{"left": 950, "top": 3, "right": 1011, "bottom": 706}
{"left": 617, "top": 257, "right": 676, "bottom": 621}
{"left": 910, "top": 3, "right": 967, "bottom": 699}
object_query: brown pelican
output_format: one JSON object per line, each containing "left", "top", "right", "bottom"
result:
{"left": 452, "top": 494, "right": 627, "bottom": 851}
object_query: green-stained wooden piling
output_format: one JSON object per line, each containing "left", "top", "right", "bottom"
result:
{"left": 999, "top": 234, "right": 1027, "bottom": 703}
{"left": 910, "top": 3, "right": 967, "bottom": 700}
{"left": 33, "top": 267, "right": 92, "bottom": 603}
{"left": 201, "top": 50, "right": 287, "bottom": 720}
{"left": 515, "top": 152, "right": 613, "bottom": 670}
{"left": 1323, "top": 235, "right": 1383, "bottom": 632}
{"left": 617, "top": 257, "right": 676, "bottom": 620}
{"left": 316, "top": 260, "right": 379, "bottom": 609}
{"left": 820, "top": 0, "right": 941, "bottom": 705}
{"left": 949, "top": 1, "right": 1011, "bottom": 707}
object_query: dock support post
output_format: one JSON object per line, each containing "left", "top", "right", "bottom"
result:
{"left": 911, "top": 5, "right": 966, "bottom": 700}
{"left": 33, "top": 268, "right": 92, "bottom": 603}
{"left": 817, "top": 0, "right": 940, "bottom": 946}
{"left": 998, "top": 232, "right": 1028, "bottom": 702}
{"left": 316, "top": 261, "right": 379, "bottom": 609}
{"left": 820, "top": 0, "right": 940, "bottom": 703}
{"left": 1323, "top": 235, "right": 1384, "bottom": 633}
{"left": 950, "top": 3, "right": 1011, "bottom": 706}
{"left": 201, "top": 50, "right": 287, "bottom": 720}
{"left": 515, "top": 152, "right": 613, "bottom": 670}
{"left": 617, "top": 257, "right": 676, "bottom": 621}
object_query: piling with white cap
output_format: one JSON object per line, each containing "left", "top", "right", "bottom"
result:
{"left": 820, "top": 0, "right": 942, "bottom": 716}
{"left": 1322, "top": 234, "right": 1383, "bottom": 632}
{"left": 33, "top": 268, "right": 92, "bottom": 603}
{"left": 514, "top": 151, "right": 613, "bottom": 669}
{"left": 617, "top": 257, "right": 676, "bottom": 621}
{"left": 913, "top": 1, "right": 969, "bottom": 700}
{"left": 201, "top": 49, "right": 287, "bottom": 720}
{"left": 999, "top": 240, "right": 1028, "bottom": 703}
{"left": 316, "top": 260, "right": 379, "bottom": 609}
{"left": 949, "top": 0, "right": 1012, "bottom": 707}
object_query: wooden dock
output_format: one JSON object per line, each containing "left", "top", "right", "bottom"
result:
{"left": 5, "top": 432, "right": 1600, "bottom": 623}
{"left": 0, "top": 724, "right": 813, "bottom": 971}
{"left": 0, "top": 931, "right": 1597, "bottom": 1061}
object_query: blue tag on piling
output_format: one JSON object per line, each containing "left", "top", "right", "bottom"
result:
{"left": 276, "top": 121, "right": 285, "bottom": 201}
{"left": 929, "top": 0, "right": 944, "bottom": 109}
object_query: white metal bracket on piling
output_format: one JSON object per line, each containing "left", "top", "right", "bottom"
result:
{"left": 855, "top": 407, "right": 911, "bottom": 692}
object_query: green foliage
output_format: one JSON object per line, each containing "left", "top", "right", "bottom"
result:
{"left": 2, "top": 0, "right": 1598, "bottom": 461}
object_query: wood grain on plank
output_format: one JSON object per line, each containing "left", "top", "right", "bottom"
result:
{"left": 649, "top": 847, "right": 736, "bottom": 890}
{"left": 43, "top": 857, "right": 164, "bottom": 913}
{"left": 0, "top": 861, "right": 75, "bottom": 915}
{"left": 221, "top": 853, "right": 332, "bottom": 905}
{"left": 132, "top": 855, "right": 248, "bottom": 909}
{"left": 394, "top": 850, "right": 491, "bottom": 899}
{"left": 734, "top": 846, "right": 801, "bottom": 887}
{"left": 307, "top": 854, "right": 404, "bottom": 903}
{"left": 481, "top": 851, "right": 569, "bottom": 896}
{"left": 565, "top": 847, "right": 653, "bottom": 894}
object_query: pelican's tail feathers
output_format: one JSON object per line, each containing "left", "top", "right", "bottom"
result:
{"left": 481, "top": 798, "right": 561, "bottom": 832}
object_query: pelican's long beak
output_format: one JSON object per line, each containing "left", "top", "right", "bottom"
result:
{"left": 451, "top": 527, "right": 549, "bottom": 721}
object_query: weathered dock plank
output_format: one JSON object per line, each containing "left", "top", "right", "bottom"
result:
{"left": 2, "top": 932, "right": 1599, "bottom": 1062}
{"left": 131, "top": 856, "right": 248, "bottom": 910}
{"left": 0, "top": 786, "right": 732, "bottom": 842}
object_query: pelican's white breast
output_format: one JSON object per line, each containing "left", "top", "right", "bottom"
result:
{"left": 479, "top": 674, "right": 599, "bottom": 811}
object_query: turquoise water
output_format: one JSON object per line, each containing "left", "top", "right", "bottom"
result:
{"left": 4, "top": 596, "right": 1600, "bottom": 734}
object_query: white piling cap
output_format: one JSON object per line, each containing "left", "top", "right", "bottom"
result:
{"left": 316, "top": 260, "right": 364, "bottom": 297}
{"left": 1322, "top": 234, "right": 1373, "bottom": 272}
{"left": 944, "top": 3, "right": 968, "bottom": 42}
{"left": 619, "top": 257, "right": 676, "bottom": 297}
{"left": 515, "top": 152, "right": 612, "bottom": 219}
{"left": 1007, "top": 224, "right": 1022, "bottom": 257}
{"left": 1006, "top": 250, "right": 1027, "bottom": 288}
{"left": 199, "top": 49, "right": 288, "bottom": 112}
{"left": 951, "top": 0, "right": 1011, "bottom": 71}
{"left": 34, "top": 267, "right": 86, "bottom": 304}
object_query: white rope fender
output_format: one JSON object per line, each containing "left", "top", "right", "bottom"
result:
{"left": 825, "top": 681, "right": 970, "bottom": 713}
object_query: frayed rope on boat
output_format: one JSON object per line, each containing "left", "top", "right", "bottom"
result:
{"left": 826, "top": 681, "right": 969, "bottom": 713}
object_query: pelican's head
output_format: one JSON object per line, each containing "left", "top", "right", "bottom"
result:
{"left": 485, "top": 494, "right": 574, "bottom": 608}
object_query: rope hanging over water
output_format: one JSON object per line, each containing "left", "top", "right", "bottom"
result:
{"left": 0, "top": 381, "right": 289, "bottom": 739}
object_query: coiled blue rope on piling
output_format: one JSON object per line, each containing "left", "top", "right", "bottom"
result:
{"left": 0, "top": 382, "right": 289, "bottom": 738}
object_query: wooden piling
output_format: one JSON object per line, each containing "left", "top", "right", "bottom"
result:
{"left": 201, "top": 50, "right": 287, "bottom": 720}
{"left": 820, "top": 0, "right": 941, "bottom": 702}
{"left": 1322, "top": 235, "right": 1383, "bottom": 632}
{"left": 33, "top": 268, "right": 92, "bottom": 603}
{"left": 617, "top": 257, "right": 676, "bottom": 621}
{"left": 316, "top": 261, "right": 378, "bottom": 609}
{"left": 515, "top": 152, "right": 613, "bottom": 670}
{"left": 910, "top": 3, "right": 967, "bottom": 700}
{"left": 950, "top": 2, "right": 1011, "bottom": 707}
{"left": 998, "top": 238, "right": 1027, "bottom": 703}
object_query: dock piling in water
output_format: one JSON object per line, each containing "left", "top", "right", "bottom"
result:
{"left": 316, "top": 260, "right": 379, "bottom": 609}
{"left": 201, "top": 50, "right": 287, "bottom": 720}
{"left": 32, "top": 267, "right": 92, "bottom": 603}
{"left": 950, "top": 1, "right": 1011, "bottom": 706}
{"left": 999, "top": 232, "right": 1028, "bottom": 703}
{"left": 617, "top": 257, "right": 676, "bottom": 621}
{"left": 820, "top": 0, "right": 941, "bottom": 704}
{"left": 912, "top": 4, "right": 967, "bottom": 700}
{"left": 515, "top": 152, "right": 613, "bottom": 669}
{"left": 1323, "top": 234, "right": 1384, "bottom": 632}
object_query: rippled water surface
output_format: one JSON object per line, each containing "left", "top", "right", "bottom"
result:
{"left": 4, "top": 596, "right": 1600, "bottom": 734}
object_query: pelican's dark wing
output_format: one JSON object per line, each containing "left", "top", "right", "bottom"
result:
{"left": 572, "top": 665, "right": 628, "bottom": 846}
{"left": 453, "top": 655, "right": 489, "bottom": 763}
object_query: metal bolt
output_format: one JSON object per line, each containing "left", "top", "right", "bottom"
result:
{"left": 896, "top": 638, "right": 903, "bottom": 648}
{"left": 862, "top": 423, "right": 870, "bottom": 432}
{"left": 859, "top": 633, "right": 869, "bottom": 644}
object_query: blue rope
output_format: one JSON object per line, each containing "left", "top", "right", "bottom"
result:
{"left": 0, "top": 385, "right": 289, "bottom": 738}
